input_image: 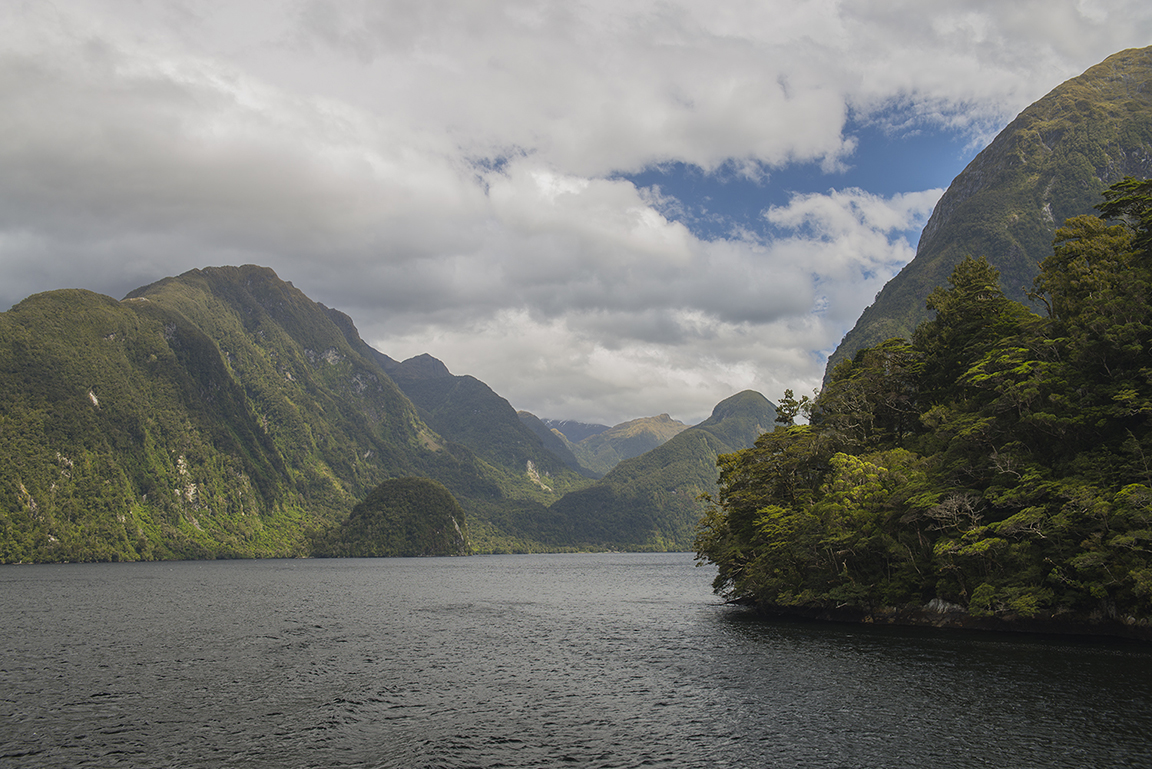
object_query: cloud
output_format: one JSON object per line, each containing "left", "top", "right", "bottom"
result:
{"left": 366, "top": 184, "right": 939, "bottom": 424}
{"left": 2, "top": 1, "right": 1151, "bottom": 423}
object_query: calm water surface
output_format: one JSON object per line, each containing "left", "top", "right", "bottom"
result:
{"left": 2, "top": 552, "right": 1150, "bottom": 768}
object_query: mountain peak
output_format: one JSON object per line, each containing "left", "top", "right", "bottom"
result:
{"left": 827, "top": 45, "right": 1152, "bottom": 376}
{"left": 389, "top": 353, "right": 453, "bottom": 380}
{"left": 705, "top": 390, "right": 775, "bottom": 425}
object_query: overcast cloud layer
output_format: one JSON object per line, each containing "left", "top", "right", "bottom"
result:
{"left": 4, "top": 1, "right": 1152, "bottom": 425}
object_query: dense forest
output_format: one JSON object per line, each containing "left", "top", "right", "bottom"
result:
{"left": 696, "top": 179, "right": 1152, "bottom": 635}
{"left": 312, "top": 477, "right": 468, "bottom": 557}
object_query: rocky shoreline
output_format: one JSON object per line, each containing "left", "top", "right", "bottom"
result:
{"left": 745, "top": 598, "right": 1152, "bottom": 642}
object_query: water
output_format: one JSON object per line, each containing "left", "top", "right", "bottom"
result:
{"left": 2, "top": 552, "right": 1150, "bottom": 768}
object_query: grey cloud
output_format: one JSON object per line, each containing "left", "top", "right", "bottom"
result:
{"left": 4, "top": 1, "right": 1152, "bottom": 423}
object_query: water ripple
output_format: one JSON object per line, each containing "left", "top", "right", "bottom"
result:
{"left": 2, "top": 554, "right": 1151, "bottom": 768}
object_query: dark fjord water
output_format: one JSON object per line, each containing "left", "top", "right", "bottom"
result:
{"left": 2, "top": 552, "right": 1151, "bottom": 768}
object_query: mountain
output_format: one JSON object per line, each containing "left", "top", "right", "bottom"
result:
{"left": 546, "top": 391, "right": 778, "bottom": 550}
{"left": 0, "top": 266, "right": 583, "bottom": 562}
{"left": 544, "top": 419, "right": 610, "bottom": 443}
{"left": 566, "top": 414, "right": 689, "bottom": 477}
{"left": 370, "top": 352, "right": 592, "bottom": 498}
{"left": 516, "top": 411, "right": 593, "bottom": 477}
{"left": 518, "top": 412, "right": 688, "bottom": 478}
{"left": 828, "top": 45, "right": 1152, "bottom": 375}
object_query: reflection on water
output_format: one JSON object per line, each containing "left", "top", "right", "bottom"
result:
{"left": 2, "top": 553, "right": 1150, "bottom": 768}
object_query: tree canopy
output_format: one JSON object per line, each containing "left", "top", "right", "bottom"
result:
{"left": 697, "top": 178, "right": 1152, "bottom": 633}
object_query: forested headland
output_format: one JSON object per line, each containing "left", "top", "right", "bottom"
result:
{"left": 696, "top": 178, "right": 1152, "bottom": 638}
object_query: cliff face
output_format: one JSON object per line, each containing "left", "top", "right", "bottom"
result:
{"left": 828, "top": 46, "right": 1152, "bottom": 376}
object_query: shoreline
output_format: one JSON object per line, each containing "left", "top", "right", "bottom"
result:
{"left": 744, "top": 600, "right": 1152, "bottom": 642}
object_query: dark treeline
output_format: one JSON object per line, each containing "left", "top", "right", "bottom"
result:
{"left": 696, "top": 178, "right": 1152, "bottom": 631}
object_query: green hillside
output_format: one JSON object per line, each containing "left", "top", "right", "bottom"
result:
{"left": 0, "top": 266, "right": 591, "bottom": 562}
{"left": 313, "top": 477, "right": 469, "bottom": 557}
{"left": 567, "top": 414, "right": 689, "bottom": 477}
{"left": 829, "top": 45, "right": 1152, "bottom": 374}
{"left": 547, "top": 391, "right": 778, "bottom": 550}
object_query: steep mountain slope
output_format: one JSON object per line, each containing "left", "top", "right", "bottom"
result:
{"left": 0, "top": 266, "right": 582, "bottom": 561}
{"left": 378, "top": 354, "right": 591, "bottom": 498}
{"left": 0, "top": 270, "right": 426, "bottom": 562}
{"left": 547, "top": 391, "right": 778, "bottom": 550}
{"left": 829, "top": 45, "right": 1152, "bottom": 374}
{"left": 516, "top": 410, "right": 592, "bottom": 477}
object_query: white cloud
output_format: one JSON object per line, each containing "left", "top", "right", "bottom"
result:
{"left": 2, "top": 1, "right": 1151, "bottom": 423}
{"left": 367, "top": 185, "right": 939, "bottom": 424}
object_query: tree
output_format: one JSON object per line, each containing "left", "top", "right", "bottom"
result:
{"left": 696, "top": 180, "right": 1152, "bottom": 630}
{"left": 774, "top": 388, "right": 812, "bottom": 426}
{"left": 912, "top": 256, "right": 1033, "bottom": 405}
{"left": 815, "top": 338, "right": 921, "bottom": 450}
{"left": 1096, "top": 176, "right": 1152, "bottom": 255}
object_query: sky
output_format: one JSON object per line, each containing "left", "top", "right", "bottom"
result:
{"left": 4, "top": 1, "right": 1152, "bottom": 426}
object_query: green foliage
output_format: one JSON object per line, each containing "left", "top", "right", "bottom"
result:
{"left": 697, "top": 180, "right": 1152, "bottom": 630}
{"left": 312, "top": 477, "right": 468, "bottom": 557}
{"left": 552, "top": 391, "right": 779, "bottom": 551}
{"left": 774, "top": 389, "right": 812, "bottom": 427}
{"left": 1097, "top": 176, "right": 1152, "bottom": 254}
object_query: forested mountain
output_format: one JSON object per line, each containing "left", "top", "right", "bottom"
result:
{"left": 829, "top": 45, "right": 1152, "bottom": 375}
{"left": 0, "top": 266, "right": 587, "bottom": 561}
{"left": 550, "top": 391, "right": 778, "bottom": 551}
{"left": 564, "top": 414, "right": 689, "bottom": 477}
{"left": 370, "top": 352, "right": 592, "bottom": 495}
{"left": 519, "top": 412, "right": 690, "bottom": 478}
{"left": 516, "top": 411, "right": 592, "bottom": 477}
{"left": 698, "top": 180, "right": 1152, "bottom": 638}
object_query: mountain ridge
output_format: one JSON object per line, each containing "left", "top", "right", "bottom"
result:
{"left": 547, "top": 390, "right": 778, "bottom": 550}
{"left": 828, "top": 45, "right": 1152, "bottom": 375}
{"left": 0, "top": 264, "right": 764, "bottom": 561}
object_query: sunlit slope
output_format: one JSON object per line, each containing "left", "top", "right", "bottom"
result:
{"left": 547, "top": 390, "right": 778, "bottom": 550}
{"left": 567, "top": 414, "right": 690, "bottom": 477}
{"left": 829, "top": 45, "right": 1152, "bottom": 374}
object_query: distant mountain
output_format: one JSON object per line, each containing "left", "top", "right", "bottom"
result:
{"left": 371, "top": 352, "right": 591, "bottom": 497}
{"left": 544, "top": 419, "right": 611, "bottom": 443}
{"left": 519, "top": 412, "right": 689, "bottom": 478}
{"left": 828, "top": 45, "right": 1152, "bottom": 375}
{"left": 547, "top": 391, "right": 779, "bottom": 550}
{"left": 568, "top": 414, "right": 689, "bottom": 477}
